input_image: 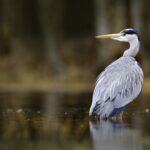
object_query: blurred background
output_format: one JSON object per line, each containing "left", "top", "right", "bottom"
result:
{"left": 0, "top": 0, "right": 150, "bottom": 150}
{"left": 0, "top": 0, "right": 149, "bottom": 86}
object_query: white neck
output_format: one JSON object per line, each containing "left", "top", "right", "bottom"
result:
{"left": 123, "top": 37, "right": 140, "bottom": 57}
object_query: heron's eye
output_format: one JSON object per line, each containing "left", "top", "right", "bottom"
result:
{"left": 122, "top": 33, "right": 126, "bottom": 36}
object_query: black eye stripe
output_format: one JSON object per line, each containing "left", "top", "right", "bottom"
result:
{"left": 121, "top": 29, "right": 138, "bottom": 35}
{"left": 123, "top": 30, "right": 137, "bottom": 35}
{"left": 120, "top": 28, "right": 141, "bottom": 41}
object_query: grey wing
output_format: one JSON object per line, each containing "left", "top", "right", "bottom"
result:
{"left": 89, "top": 62, "right": 143, "bottom": 118}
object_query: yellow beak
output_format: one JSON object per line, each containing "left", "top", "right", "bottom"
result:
{"left": 95, "top": 33, "right": 122, "bottom": 39}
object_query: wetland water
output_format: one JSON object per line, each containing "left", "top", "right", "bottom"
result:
{"left": 0, "top": 92, "right": 150, "bottom": 150}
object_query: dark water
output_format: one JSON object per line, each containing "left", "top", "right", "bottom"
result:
{"left": 0, "top": 92, "right": 150, "bottom": 150}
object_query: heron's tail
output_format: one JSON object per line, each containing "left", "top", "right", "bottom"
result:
{"left": 89, "top": 103, "right": 95, "bottom": 116}
{"left": 89, "top": 101, "right": 114, "bottom": 119}
{"left": 89, "top": 101, "right": 101, "bottom": 116}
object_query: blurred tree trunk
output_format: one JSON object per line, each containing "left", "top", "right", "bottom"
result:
{"left": 37, "top": 0, "right": 65, "bottom": 75}
{"left": 94, "top": 0, "right": 126, "bottom": 68}
{"left": 140, "top": 1, "right": 150, "bottom": 75}
{"left": 1, "top": 0, "right": 43, "bottom": 61}
{"left": 131, "top": 0, "right": 143, "bottom": 31}
{"left": 114, "top": 0, "right": 126, "bottom": 30}
{"left": 94, "top": 0, "right": 110, "bottom": 68}
{"left": 0, "top": 0, "right": 12, "bottom": 56}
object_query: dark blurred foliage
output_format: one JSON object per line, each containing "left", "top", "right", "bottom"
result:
{"left": 0, "top": 0, "right": 149, "bottom": 83}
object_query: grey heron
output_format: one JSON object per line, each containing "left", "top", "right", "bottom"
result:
{"left": 89, "top": 28, "right": 143, "bottom": 119}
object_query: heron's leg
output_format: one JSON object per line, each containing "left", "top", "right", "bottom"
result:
{"left": 110, "top": 111, "right": 124, "bottom": 122}
{"left": 118, "top": 111, "right": 123, "bottom": 119}
{"left": 117, "top": 111, "right": 123, "bottom": 122}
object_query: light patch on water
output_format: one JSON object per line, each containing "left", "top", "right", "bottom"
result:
{"left": 145, "top": 108, "right": 149, "bottom": 113}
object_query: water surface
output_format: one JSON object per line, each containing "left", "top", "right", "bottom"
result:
{"left": 0, "top": 92, "right": 150, "bottom": 150}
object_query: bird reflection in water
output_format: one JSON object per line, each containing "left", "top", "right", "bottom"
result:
{"left": 89, "top": 120, "right": 143, "bottom": 150}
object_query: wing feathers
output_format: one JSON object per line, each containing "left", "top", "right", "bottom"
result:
{"left": 89, "top": 57, "right": 143, "bottom": 118}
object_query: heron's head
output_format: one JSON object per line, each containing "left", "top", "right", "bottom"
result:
{"left": 96, "top": 28, "right": 140, "bottom": 42}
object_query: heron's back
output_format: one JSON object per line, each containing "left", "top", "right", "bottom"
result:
{"left": 89, "top": 56, "right": 143, "bottom": 119}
